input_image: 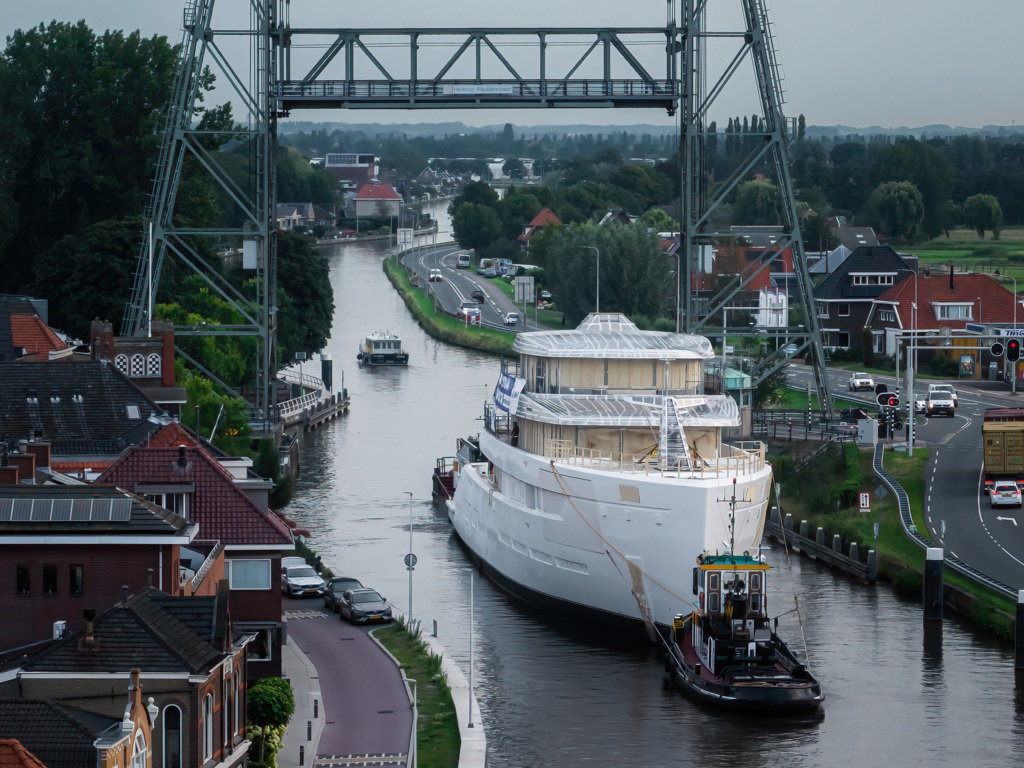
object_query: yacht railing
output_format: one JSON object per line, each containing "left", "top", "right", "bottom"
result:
{"left": 543, "top": 439, "right": 766, "bottom": 479}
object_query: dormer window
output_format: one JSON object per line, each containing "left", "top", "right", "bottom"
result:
{"left": 851, "top": 273, "right": 895, "bottom": 286}
{"left": 935, "top": 303, "right": 973, "bottom": 320}
{"left": 126, "top": 404, "right": 141, "bottom": 419}
{"left": 137, "top": 483, "right": 194, "bottom": 520}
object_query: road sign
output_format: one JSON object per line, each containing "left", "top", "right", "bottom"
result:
{"left": 859, "top": 492, "right": 870, "bottom": 512}
{"left": 404, "top": 553, "right": 418, "bottom": 568}
{"left": 874, "top": 522, "right": 880, "bottom": 539}
{"left": 874, "top": 485, "right": 888, "bottom": 500}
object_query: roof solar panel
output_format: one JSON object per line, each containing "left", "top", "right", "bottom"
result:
{"left": 12, "top": 499, "right": 32, "bottom": 522}
{"left": 70, "top": 499, "right": 92, "bottom": 521}
{"left": 111, "top": 499, "right": 132, "bottom": 522}
{"left": 0, "top": 499, "right": 11, "bottom": 521}
{"left": 51, "top": 499, "right": 72, "bottom": 521}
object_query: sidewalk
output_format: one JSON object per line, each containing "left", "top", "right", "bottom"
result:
{"left": 278, "top": 632, "right": 324, "bottom": 768}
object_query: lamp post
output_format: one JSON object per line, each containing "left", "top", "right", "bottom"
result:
{"left": 673, "top": 251, "right": 681, "bottom": 333}
{"left": 579, "top": 245, "right": 600, "bottom": 313}
{"left": 405, "top": 491, "right": 414, "bottom": 626}
{"left": 466, "top": 569, "right": 475, "bottom": 728}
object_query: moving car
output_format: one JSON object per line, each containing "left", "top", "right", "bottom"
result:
{"left": 281, "top": 564, "right": 326, "bottom": 598}
{"left": 848, "top": 372, "right": 875, "bottom": 391}
{"left": 428, "top": 268, "right": 442, "bottom": 282}
{"left": 338, "top": 588, "right": 393, "bottom": 624}
{"left": 926, "top": 387, "right": 955, "bottom": 418}
{"left": 504, "top": 312, "right": 520, "bottom": 327}
{"left": 781, "top": 343, "right": 799, "bottom": 357}
{"left": 471, "top": 288, "right": 486, "bottom": 303}
{"left": 456, "top": 252, "right": 471, "bottom": 268}
{"left": 990, "top": 480, "right": 1022, "bottom": 508}
{"left": 914, "top": 396, "right": 927, "bottom": 414}
{"left": 323, "top": 576, "right": 365, "bottom": 612}
{"left": 928, "top": 383, "right": 958, "bottom": 407}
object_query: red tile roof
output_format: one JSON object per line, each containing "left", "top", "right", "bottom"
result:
{"left": 355, "top": 183, "right": 400, "bottom": 200}
{"left": 50, "top": 460, "right": 114, "bottom": 473}
{"left": 0, "top": 740, "right": 47, "bottom": 768}
{"left": 10, "top": 315, "right": 66, "bottom": 357}
{"left": 518, "top": 207, "right": 562, "bottom": 242}
{"left": 96, "top": 446, "right": 292, "bottom": 546}
{"left": 875, "top": 272, "right": 1018, "bottom": 330}
{"left": 145, "top": 421, "right": 201, "bottom": 449}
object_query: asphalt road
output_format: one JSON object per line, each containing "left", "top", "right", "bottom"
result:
{"left": 787, "top": 363, "right": 1024, "bottom": 591}
{"left": 404, "top": 246, "right": 533, "bottom": 331}
{"left": 284, "top": 597, "right": 412, "bottom": 759}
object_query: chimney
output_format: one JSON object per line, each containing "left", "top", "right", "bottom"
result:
{"left": 79, "top": 609, "right": 97, "bottom": 651}
{"left": 147, "top": 568, "right": 154, "bottom": 587}
{"left": 25, "top": 442, "right": 50, "bottom": 470}
{"left": 7, "top": 453, "right": 35, "bottom": 484}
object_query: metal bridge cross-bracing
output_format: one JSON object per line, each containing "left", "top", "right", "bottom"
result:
{"left": 123, "top": 0, "right": 833, "bottom": 424}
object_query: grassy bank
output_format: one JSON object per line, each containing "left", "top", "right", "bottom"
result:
{"left": 383, "top": 257, "right": 515, "bottom": 356}
{"left": 774, "top": 442, "right": 1016, "bottom": 640}
{"left": 374, "top": 620, "right": 460, "bottom": 768}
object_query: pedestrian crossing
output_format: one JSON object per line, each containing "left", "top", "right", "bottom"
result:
{"left": 315, "top": 754, "right": 407, "bottom": 767}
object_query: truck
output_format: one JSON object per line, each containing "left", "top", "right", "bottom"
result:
{"left": 982, "top": 408, "right": 1024, "bottom": 491}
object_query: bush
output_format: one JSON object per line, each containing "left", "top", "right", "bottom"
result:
{"left": 247, "top": 678, "right": 295, "bottom": 768}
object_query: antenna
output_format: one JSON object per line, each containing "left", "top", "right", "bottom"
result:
{"left": 729, "top": 478, "right": 737, "bottom": 557}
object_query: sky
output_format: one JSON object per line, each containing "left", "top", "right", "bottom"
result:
{"left": 2, "top": 0, "right": 1021, "bottom": 131}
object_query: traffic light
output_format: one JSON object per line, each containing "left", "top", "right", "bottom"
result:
{"left": 991, "top": 341, "right": 1005, "bottom": 358}
{"left": 1008, "top": 337, "right": 1021, "bottom": 363}
{"left": 885, "top": 394, "right": 900, "bottom": 408}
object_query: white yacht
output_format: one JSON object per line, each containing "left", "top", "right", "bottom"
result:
{"left": 436, "top": 313, "right": 772, "bottom": 635}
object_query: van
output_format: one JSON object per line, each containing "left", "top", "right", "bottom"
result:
{"left": 456, "top": 252, "right": 471, "bottom": 269}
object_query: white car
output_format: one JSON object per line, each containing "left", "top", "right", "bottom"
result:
{"left": 914, "top": 397, "right": 926, "bottom": 414}
{"left": 428, "top": 268, "right": 442, "bottom": 282}
{"left": 280, "top": 565, "right": 326, "bottom": 598}
{"left": 990, "top": 481, "right": 1022, "bottom": 508}
{"left": 504, "top": 312, "right": 520, "bottom": 327}
{"left": 928, "top": 383, "right": 958, "bottom": 407}
{"left": 848, "top": 372, "right": 875, "bottom": 391}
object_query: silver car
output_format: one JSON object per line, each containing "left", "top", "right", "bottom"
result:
{"left": 281, "top": 565, "right": 326, "bottom": 598}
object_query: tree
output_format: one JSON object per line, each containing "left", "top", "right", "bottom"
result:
{"left": 451, "top": 202, "right": 503, "bottom": 252}
{"left": 178, "top": 363, "right": 252, "bottom": 456}
{"left": 733, "top": 179, "right": 781, "bottom": 225}
{"left": 0, "top": 22, "right": 182, "bottom": 292}
{"left": 247, "top": 677, "right": 295, "bottom": 768}
{"left": 638, "top": 208, "right": 679, "bottom": 232}
{"left": 962, "top": 194, "right": 1003, "bottom": 239}
{"left": 867, "top": 181, "right": 925, "bottom": 243}
{"left": 871, "top": 137, "right": 954, "bottom": 239}
{"left": 276, "top": 231, "right": 335, "bottom": 360}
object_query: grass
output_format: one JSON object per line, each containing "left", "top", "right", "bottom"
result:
{"left": 374, "top": 620, "right": 460, "bottom": 768}
{"left": 384, "top": 259, "right": 516, "bottom": 356}
{"left": 777, "top": 443, "right": 1016, "bottom": 640}
{"left": 772, "top": 387, "right": 863, "bottom": 412}
{"left": 486, "top": 275, "right": 565, "bottom": 329}
{"left": 900, "top": 228, "right": 1024, "bottom": 283}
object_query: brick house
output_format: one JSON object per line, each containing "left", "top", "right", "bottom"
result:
{"left": 813, "top": 245, "right": 917, "bottom": 353}
{"left": 0, "top": 484, "right": 215, "bottom": 651}
{"left": 353, "top": 182, "right": 401, "bottom": 218}
{"left": 96, "top": 443, "right": 294, "bottom": 679}
{"left": 5, "top": 587, "right": 249, "bottom": 768}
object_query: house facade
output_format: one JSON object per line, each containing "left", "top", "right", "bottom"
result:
{"left": 353, "top": 183, "right": 401, "bottom": 218}
{"left": 0, "top": 485, "right": 210, "bottom": 650}
{"left": 813, "top": 245, "right": 917, "bottom": 353}
{"left": 96, "top": 443, "right": 294, "bottom": 679}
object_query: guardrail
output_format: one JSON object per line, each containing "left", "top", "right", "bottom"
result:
{"left": 872, "top": 443, "right": 1016, "bottom": 599}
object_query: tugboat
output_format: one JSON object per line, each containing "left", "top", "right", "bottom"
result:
{"left": 356, "top": 330, "right": 409, "bottom": 366}
{"left": 661, "top": 482, "right": 823, "bottom": 712}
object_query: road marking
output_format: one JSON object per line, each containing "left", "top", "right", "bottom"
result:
{"left": 995, "top": 516, "right": 1018, "bottom": 525}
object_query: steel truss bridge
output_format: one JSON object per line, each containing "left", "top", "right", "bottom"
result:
{"left": 123, "top": 0, "right": 835, "bottom": 423}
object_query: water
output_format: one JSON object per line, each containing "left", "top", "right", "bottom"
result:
{"left": 285, "top": 202, "right": 1024, "bottom": 766}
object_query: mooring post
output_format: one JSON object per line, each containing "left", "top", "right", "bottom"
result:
{"left": 924, "top": 547, "right": 944, "bottom": 621}
{"left": 816, "top": 527, "right": 825, "bottom": 546}
{"left": 770, "top": 505, "right": 781, "bottom": 526}
{"left": 1016, "top": 590, "right": 1024, "bottom": 674}
{"left": 849, "top": 542, "right": 860, "bottom": 562}
{"left": 867, "top": 549, "right": 877, "bottom": 582}
{"left": 799, "top": 520, "right": 809, "bottom": 537}
{"left": 832, "top": 534, "right": 842, "bottom": 553}
{"left": 784, "top": 513, "right": 793, "bottom": 531}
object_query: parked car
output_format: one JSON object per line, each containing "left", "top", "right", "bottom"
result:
{"left": 540, "top": 290, "right": 552, "bottom": 300}
{"left": 990, "top": 480, "right": 1022, "bottom": 508}
{"left": 471, "top": 288, "right": 486, "bottom": 303}
{"left": 323, "top": 576, "right": 365, "bottom": 612}
{"left": 281, "top": 556, "right": 307, "bottom": 570}
{"left": 428, "top": 268, "right": 442, "bottom": 282}
{"left": 338, "top": 588, "right": 393, "bottom": 624}
{"left": 848, "top": 372, "right": 875, "bottom": 391}
{"left": 781, "top": 343, "right": 799, "bottom": 357}
{"left": 281, "top": 564, "right": 326, "bottom": 598}
{"left": 504, "top": 312, "right": 520, "bottom": 327}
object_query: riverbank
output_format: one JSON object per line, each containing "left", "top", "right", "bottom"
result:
{"left": 383, "top": 255, "right": 515, "bottom": 356}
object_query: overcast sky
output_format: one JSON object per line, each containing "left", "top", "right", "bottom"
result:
{"left": 2, "top": 0, "right": 1021, "bottom": 131}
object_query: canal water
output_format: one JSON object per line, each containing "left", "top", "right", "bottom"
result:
{"left": 284, "top": 202, "right": 1024, "bottom": 767}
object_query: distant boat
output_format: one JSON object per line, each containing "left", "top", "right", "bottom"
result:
{"left": 356, "top": 331, "right": 409, "bottom": 366}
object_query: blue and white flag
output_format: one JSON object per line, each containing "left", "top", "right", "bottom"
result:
{"left": 494, "top": 370, "right": 526, "bottom": 414}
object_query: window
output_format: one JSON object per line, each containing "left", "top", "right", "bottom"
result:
{"left": 838, "top": 303, "right": 850, "bottom": 317}
{"left": 851, "top": 274, "right": 895, "bottom": 286}
{"left": 16, "top": 566, "right": 30, "bottom": 596}
{"left": 126, "top": 404, "right": 142, "bottom": 419}
{"left": 228, "top": 559, "right": 271, "bottom": 590}
{"left": 163, "top": 705, "right": 182, "bottom": 768}
{"left": 131, "top": 354, "right": 145, "bottom": 377}
{"left": 131, "top": 731, "right": 147, "bottom": 768}
{"left": 42, "top": 565, "right": 57, "bottom": 596}
{"left": 147, "top": 353, "right": 162, "bottom": 376}
{"left": 838, "top": 332, "right": 850, "bottom": 347}
{"left": 816, "top": 302, "right": 829, "bottom": 318}
{"left": 936, "top": 304, "right": 973, "bottom": 320}
{"left": 70, "top": 565, "right": 84, "bottom": 596}
{"left": 879, "top": 310, "right": 895, "bottom": 322}
{"left": 144, "top": 493, "right": 189, "bottom": 519}
{"left": 115, "top": 354, "right": 129, "bottom": 374}
{"left": 203, "top": 693, "right": 214, "bottom": 762}
{"left": 233, "top": 667, "right": 242, "bottom": 737}
{"left": 248, "top": 629, "right": 273, "bottom": 662}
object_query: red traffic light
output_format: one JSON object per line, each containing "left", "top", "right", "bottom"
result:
{"left": 885, "top": 394, "right": 900, "bottom": 408}
{"left": 1008, "top": 338, "right": 1021, "bottom": 363}
{"left": 876, "top": 391, "right": 900, "bottom": 407}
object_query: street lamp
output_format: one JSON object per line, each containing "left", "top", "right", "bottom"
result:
{"left": 401, "top": 675, "right": 418, "bottom": 768}
{"left": 579, "top": 245, "right": 600, "bottom": 313}
{"left": 405, "top": 491, "right": 415, "bottom": 627}
{"left": 463, "top": 569, "right": 475, "bottom": 728}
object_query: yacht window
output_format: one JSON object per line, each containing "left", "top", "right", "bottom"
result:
{"left": 708, "top": 592, "right": 720, "bottom": 612}
{"left": 708, "top": 572, "right": 720, "bottom": 592}
{"left": 749, "top": 593, "right": 762, "bottom": 614}
{"left": 749, "top": 572, "right": 762, "bottom": 592}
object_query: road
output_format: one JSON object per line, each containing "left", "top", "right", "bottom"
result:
{"left": 403, "top": 245, "right": 534, "bottom": 331}
{"left": 787, "top": 362, "right": 1024, "bottom": 592}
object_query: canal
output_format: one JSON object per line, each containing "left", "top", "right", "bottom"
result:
{"left": 283, "top": 202, "right": 1024, "bottom": 766}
